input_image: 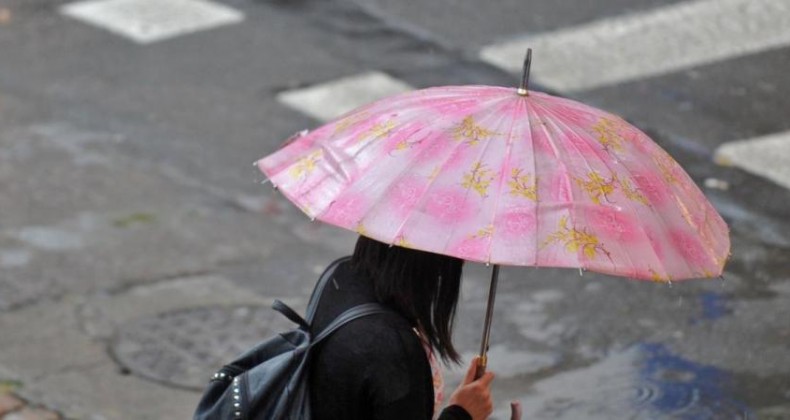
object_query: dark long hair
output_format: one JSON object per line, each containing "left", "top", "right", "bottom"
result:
{"left": 350, "top": 235, "right": 464, "bottom": 364}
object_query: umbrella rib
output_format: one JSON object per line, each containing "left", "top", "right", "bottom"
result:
{"left": 484, "top": 96, "right": 524, "bottom": 264}
{"left": 525, "top": 99, "right": 586, "bottom": 269}
{"left": 270, "top": 87, "right": 507, "bottom": 225}
{"left": 535, "top": 101, "right": 634, "bottom": 276}
{"left": 436, "top": 97, "right": 516, "bottom": 257}
{"left": 311, "top": 93, "right": 477, "bottom": 224}
{"left": 532, "top": 101, "right": 633, "bottom": 274}
{"left": 536, "top": 104, "right": 679, "bottom": 281}
{"left": 523, "top": 99, "right": 540, "bottom": 267}
{"left": 369, "top": 119, "right": 463, "bottom": 241}
{"left": 333, "top": 132, "right": 432, "bottom": 227}
{"left": 263, "top": 90, "right": 424, "bottom": 182}
{"left": 368, "top": 94, "right": 508, "bottom": 246}
{"left": 543, "top": 105, "right": 645, "bottom": 278}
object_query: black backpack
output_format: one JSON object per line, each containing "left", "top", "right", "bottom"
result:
{"left": 193, "top": 257, "right": 387, "bottom": 420}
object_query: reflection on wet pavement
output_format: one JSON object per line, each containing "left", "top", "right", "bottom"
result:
{"left": 496, "top": 343, "right": 751, "bottom": 419}
{"left": 637, "top": 343, "right": 748, "bottom": 419}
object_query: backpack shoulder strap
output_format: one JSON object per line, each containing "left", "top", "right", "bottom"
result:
{"left": 305, "top": 256, "right": 351, "bottom": 323}
{"left": 311, "top": 303, "right": 389, "bottom": 345}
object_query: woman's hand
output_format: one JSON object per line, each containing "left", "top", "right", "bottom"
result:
{"left": 448, "top": 357, "right": 494, "bottom": 420}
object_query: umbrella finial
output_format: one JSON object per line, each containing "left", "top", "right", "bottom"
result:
{"left": 517, "top": 48, "right": 532, "bottom": 96}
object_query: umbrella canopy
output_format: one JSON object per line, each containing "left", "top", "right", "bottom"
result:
{"left": 257, "top": 85, "right": 729, "bottom": 282}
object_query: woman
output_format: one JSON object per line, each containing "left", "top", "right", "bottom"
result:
{"left": 309, "top": 235, "right": 495, "bottom": 420}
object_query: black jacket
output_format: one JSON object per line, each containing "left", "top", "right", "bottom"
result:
{"left": 309, "top": 259, "right": 471, "bottom": 420}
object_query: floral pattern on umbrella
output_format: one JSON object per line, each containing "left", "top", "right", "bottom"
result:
{"left": 258, "top": 86, "right": 729, "bottom": 281}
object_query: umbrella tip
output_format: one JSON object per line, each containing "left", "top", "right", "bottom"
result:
{"left": 517, "top": 48, "right": 532, "bottom": 96}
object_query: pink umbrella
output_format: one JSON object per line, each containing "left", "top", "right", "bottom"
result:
{"left": 256, "top": 50, "right": 729, "bottom": 387}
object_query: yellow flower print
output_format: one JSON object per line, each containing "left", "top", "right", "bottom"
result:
{"left": 616, "top": 175, "right": 649, "bottom": 206}
{"left": 574, "top": 171, "right": 617, "bottom": 205}
{"left": 472, "top": 225, "right": 495, "bottom": 239}
{"left": 452, "top": 116, "right": 499, "bottom": 146}
{"left": 541, "top": 216, "right": 610, "bottom": 260}
{"left": 653, "top": 151, "right": 680, "bottom": 184}
{"left": 358, "top": 119, "right": 396, "bottom": 143}
{"left": 355, "top": 223, "right": 368, "bottom": 236}
{"left": 395, "top": 140, "right": 410, "bottom": 151}
{"left": 716, "top": 252, "right": 730, "bottom": 269}
{"left": 508, "top": 168, "right": 538, "bottom": 201}
{"left": 461, "top": 161, "right": 495, "bottom": 198}
{"left": 288, "top": 150, "right": 323, "bottom": 179}
{"left": 333, "top": 111, "right": 369, "bottom": 134}
{"left": 649, "top": 268, "right": 672, "bottom": 283}
{"left": 591, "top": 117, "right": 625, "bottom": 152}
{"left": 296, "top": 202, "right": 314, "bottom": 219}
{"left": 428, "top": 166, "right": 442, "bottom": 181}
{"left": 392, "top": 137, "right": 425, "bottom": 153}
{"left": 395, "top": 234, "right": 413, "bottom": 248}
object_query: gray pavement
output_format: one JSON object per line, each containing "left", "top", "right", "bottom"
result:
{"left": 0, "top": 0, "right": 789, "bottom": 419}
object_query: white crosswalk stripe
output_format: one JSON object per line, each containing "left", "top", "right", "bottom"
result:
{"left": 480, "top": 0, "right": 790, "bottom": 93}
{"left": 714, "top": 131, "right": 790, "bottom": 190}
{"left": 60, "top": 0, "right": 244, "bottom": 44}
{"left": 276, "top": 71, "right": 414, "bottom": 122}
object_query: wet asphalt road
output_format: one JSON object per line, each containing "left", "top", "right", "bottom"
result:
{"left": 0, "top": 0, "right": 789, "bottom": 418}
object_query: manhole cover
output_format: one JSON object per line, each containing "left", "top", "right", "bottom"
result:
{"left": 112, "top": 305, "right": 295, "bottom": 389}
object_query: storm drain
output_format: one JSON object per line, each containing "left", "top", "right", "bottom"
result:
{"left": 112, "top": 305, "right": 295, "bottom": 389}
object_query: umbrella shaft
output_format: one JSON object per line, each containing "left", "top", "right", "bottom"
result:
{"left": 518, "top": 48, "right": 532, "bottom": 96}
{"left": 477, "top": 264, "right": 500, "bottom": 379}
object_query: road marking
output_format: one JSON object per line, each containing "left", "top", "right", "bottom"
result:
{"left": 480, "top": 0, "right": 790, "bottom": 92}
{"left": 714, "top": 131, "right": 790, "bottom": 190}
{"left": 276, "top": 71, "right": 413, "bottom": 121}
{"left": 60, "top": 0, "right": 244, "bottom": 44}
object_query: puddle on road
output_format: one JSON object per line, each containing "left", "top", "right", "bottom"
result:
{"left": 636, "top": 343, "right": 748, "bottom": 418}
{"left": 496, "top": 343, "right": 756, "bottom": 420}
